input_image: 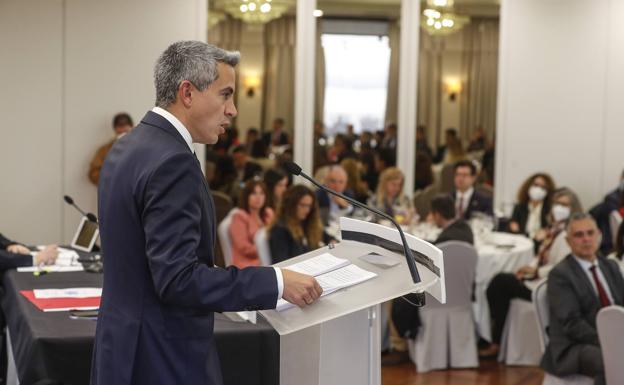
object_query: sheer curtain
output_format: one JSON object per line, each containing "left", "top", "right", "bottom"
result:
{"left": 460, "top": 19, "right": 499, "bottom": 141}
{"left": 262, "top": 16, "right": 296, "bottom": 133}
{"left": 315, "top": 20, "right": 325, "bottom": 124}
{"left": 385, "top": 20, "right": 400, "bottom": 125}
{"left": 417, "top": 33, "right": 444, "bottom": 148}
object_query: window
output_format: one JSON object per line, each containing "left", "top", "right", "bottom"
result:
{"left": 322, "top": 31, "right": 391, "bottom": 136}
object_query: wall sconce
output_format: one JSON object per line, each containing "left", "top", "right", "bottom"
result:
{"left": 444, "top": 78, "right": 462, "bottom": 102}
{"left": 243, "top": 74, "right": 261, "bottom": 98}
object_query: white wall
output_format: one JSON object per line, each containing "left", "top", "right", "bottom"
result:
{"left": 495, "top": 0, "right": 624, "bottom": 214}
{"left": 0, "top": 0, "right": 207, "bottom": 244}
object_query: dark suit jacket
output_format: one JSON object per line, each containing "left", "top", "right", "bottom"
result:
{"left": 434, "top": 220, "right": 474, "bottom": 245}
{"left": 511, "top": 202, "right": 549, "bottom": 235}
{"left": 451, "top": 189, "right": 493, "bottom": 220}
{"left": 0, "top": 233, "right": 33, "bottom": 271}
{"left": 541, "top": 255, "right": 624, "bottom": 376}
{"left": 91, "top": 111, "right": 278, "bottom": 385}
{"left": 261, "top": 130, "right": 289, "bottom": 147}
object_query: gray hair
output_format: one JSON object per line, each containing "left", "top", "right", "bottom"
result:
{"left": 154, "top": 41, "right": 240, "bottom": 108}
{"left": 565, "top": 212, "right": 597, "bottom": 234}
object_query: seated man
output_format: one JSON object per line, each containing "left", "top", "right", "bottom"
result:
{"left": 451, "top": 160, "right": 493, "bottom": 220}
{"left": 88, "top": 113, "right": 134, "bottom": 185}
{"left": 316, "top": 165, "right": 354, "bottom": 226}
{"left": 0, "top": 232, "right": 58, "bottom": 270}
{"left": 430, "top": 194, "right": 474, "bottom": 245}
{"left": 541, "top": 213, "right": 624, "bottom": 385}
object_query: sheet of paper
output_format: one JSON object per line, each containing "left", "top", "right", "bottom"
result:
{"left": 33, "top": 287, "right": 102, "bottom": 299}
{"left": 283, "top": 253, "right": 350, "bottom": 277}
{"left": 17, "top": 265, "right": 84, "bottom": 273}
{"left": 276, "top": 264, "right": 377, "bottom": 311}
{"left": 359, "top": 252, "right": 401, "bottom": 268}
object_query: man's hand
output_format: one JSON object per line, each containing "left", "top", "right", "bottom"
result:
{"left": 34, "top": 245, "right": 59, "bottom": 266}
{"left": 281, "top": 269, "right": 323, "bottom": 308}
{"left": 7, "top": 244, "right": 30, "bottom": 255}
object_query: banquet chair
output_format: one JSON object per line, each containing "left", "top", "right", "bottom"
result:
{"left": 254, "top": 227, "right": 272, "bottom": 266}
{"left": 597, "top": 305, "right": 624, "bottom": 385}
{"left": 409, "top": 241, "right": 478, "bottom": 372}
{"left": 217, "top": 209, "right": 236, "bottom": 267}
{"left": 533, "top": 280, "right": 593, "bottom": 385}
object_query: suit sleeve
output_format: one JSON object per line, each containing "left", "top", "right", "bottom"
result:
{"left": 142, "top": 153, "right": 277, "bottom": 311}
{"left": 547, "top": 266, "right": 599, "bottom": 345}
{"left": 0, "top": 250, "right": 33, "bottom": 271}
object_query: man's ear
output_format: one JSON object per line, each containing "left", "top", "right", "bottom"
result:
{"left": 178, "top": 80, "right": 194, "bottom": 108}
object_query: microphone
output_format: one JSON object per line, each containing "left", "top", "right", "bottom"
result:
{"left": 63, "top": 195, "right": 98, "bottom": 223}
{"left": 283, "top": 161, "right": 421, "bottom": 284}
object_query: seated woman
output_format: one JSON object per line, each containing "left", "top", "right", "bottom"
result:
{"left": 229, "top": 180, "right": 274, "bottom": 268}
{"left": 268, "top": 185, "right": 328, "bottom": 264}
{"left": 367, "top": 167, "right": 414, "bottom": 225}
{"left": 482, "top": 187, "right": 583, "bottom": 357}
{"left": 0, "top": 233, "right": 58, "bottom": 270}
{"left": 340, "top": 158, "right": 371, "bottom": 204}
{"left": 263, "top": 168, "right": 289, "bottom": 211}
{"left": 509, "top": 173, "right": 556, "bottom": 241}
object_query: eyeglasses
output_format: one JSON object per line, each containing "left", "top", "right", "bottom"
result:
{"left": 298, "top": 203, "right": 313, "bottom": 209}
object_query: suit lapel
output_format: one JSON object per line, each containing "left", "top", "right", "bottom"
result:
{"left": 566, "top": 255, "right": 598, "bottom": 304}
{"left": 599, "top": 258, "right": 623, "bottom": 305}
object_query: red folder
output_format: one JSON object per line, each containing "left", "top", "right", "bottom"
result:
{"left": 20, "top": 290, "right": 100, "bottom": 312}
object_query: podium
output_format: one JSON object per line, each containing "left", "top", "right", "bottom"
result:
{"left": 260, "top": 218, "right": 446, "bottom": 385}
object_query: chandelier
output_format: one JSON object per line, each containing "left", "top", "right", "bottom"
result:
{"left": 214, "top": 0, "right": 296, "bottom": 24}
{"left": 421, "top": 0, "right": 469, "bottom": 36}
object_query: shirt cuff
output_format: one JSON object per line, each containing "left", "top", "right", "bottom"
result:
{"left": 273, "top": 267, "right": 284, "bottom": 301}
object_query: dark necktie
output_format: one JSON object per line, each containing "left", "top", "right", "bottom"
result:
{"left": 589, "top": 265, "right": 611, "bottom": 308}
{"left": 457, "top": 194, "right": 464, "bottom": 218}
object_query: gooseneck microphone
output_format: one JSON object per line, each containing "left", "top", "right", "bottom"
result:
{"left": 283, "top": 161, "right": 421, "bottom": 284}
{"left": 63, "top": 195, "right": 98, "bottom": 223}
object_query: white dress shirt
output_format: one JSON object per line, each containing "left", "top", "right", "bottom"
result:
{"left": 151, "top": 107, "right": 284, "bottom": 301}
{"left": 525, "top": 202, "right": 543, "bottom": 239}
{"left": 455, "top": 187, "right": 474, "bottom": 216}
{"left": 572, "top": 254, "right": 614, "bottom": 304}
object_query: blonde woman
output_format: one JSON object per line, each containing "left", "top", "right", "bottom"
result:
{"left": 368, "top": 167, "right": 414, "bottom": 225}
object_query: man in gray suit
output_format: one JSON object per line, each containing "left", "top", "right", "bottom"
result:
{"left": 541, "top": 213, "right": 624, "bottom": 385}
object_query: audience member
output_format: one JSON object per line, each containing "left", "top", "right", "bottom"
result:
{"left": 231, "top": 145, "right": 262, "bottom": 184}
{"left": 88, "top": 112, "right": 133, "bottom": 185}
{"left": 442, "top": 135, "right": 467, "bottom": 165}
{"left": 0, "top": 232, "right": 58, "bottom": 269}
{"left": 381, "top": 123, "right": 397, "bottom": 150}
{"left": 229, "top": 180, "right": 274, "bottom": 268}
{"left": 210, "top": 155, "right": 238, "bottom": 201}
{"left": 264, "top": 168, "right": 289, "bottom": 211}
{"left": 429, "top": 194, "right": 474, "bottom": 245}
{"left": 467, "top": 126, "right": 487, "bottom": 152}
{"left": 416, "top": 125, "right": 433, "bottom": 159}
{"left": 414, "top": 152, "right": 434, "bottom": 192}
{"left": 451, "top": 160, "right": 493, "bottom": 220}
{"left": 268, "top": 185, "right": 328, "bottom": 264}
{"left": 483, "top": 187, "right": 583, "bottom": 357}
{"left": 244, "top": 128, "right": 260, "bottom": 155}
{"left": 434, "top": 128, "right": 458, "bottom": 164}
{"left": 590, "top": 169, "right": 624, "bottom": 253}
{"left": 509, "top": 173, "right": 556, "bottom": 240}
{"left": 316, "top": 165, "right": 354, "bottom": 226}
{"left": 262, "top": 117, "right": 290, "bottom": 149}
{"left": 368, "top": 167, "right": 414, "bottom": 225}
{"left": 340, "top": 158, "right": 370, "bottom": 204}
{"left": 366, "top": 148, "right": 396, "bottom": 192}
{"left": 541, "top": 213, "right": 624, "bottom": 385}
{"left": 328, "top": 133, "right": 357, "bottom": 163}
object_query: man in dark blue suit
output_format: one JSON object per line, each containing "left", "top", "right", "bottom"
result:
{"left": 91, "top": 41, "right": 322, "bottom": 385}
{"left": 450, "top": 160, "right": 493, "bottom": 220}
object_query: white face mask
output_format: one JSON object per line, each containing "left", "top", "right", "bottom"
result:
{"left": 528, "top": 185, "right": 547, "bottom": 202}
{"left": 552, "top": 204, "right": 571, "bottom": 222}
